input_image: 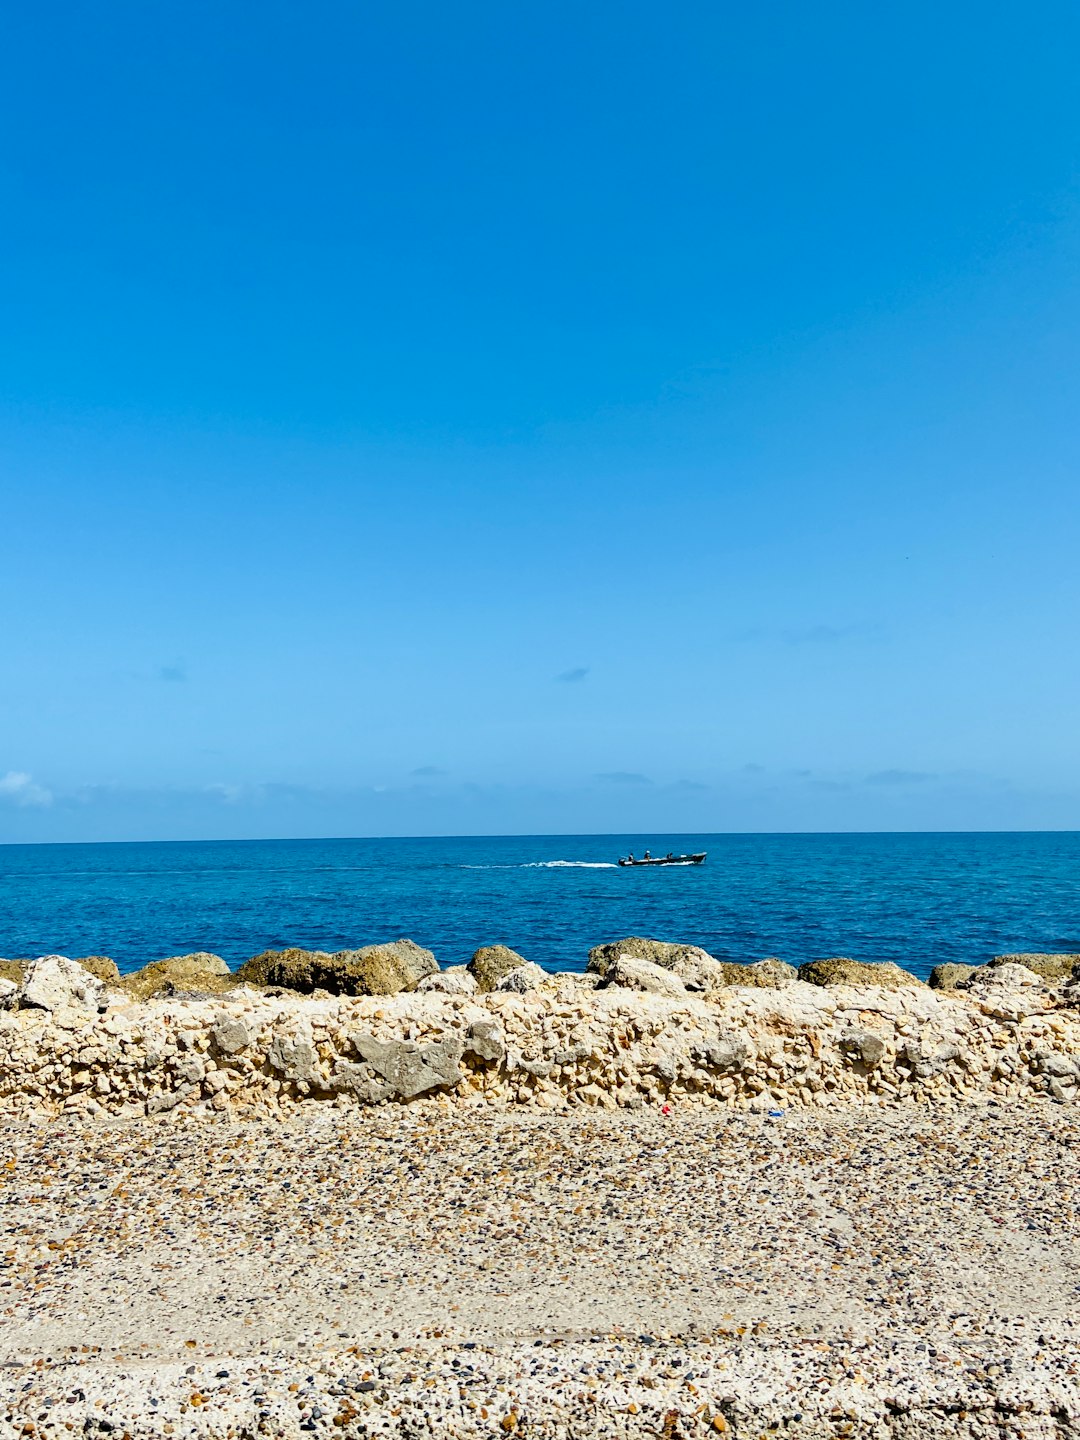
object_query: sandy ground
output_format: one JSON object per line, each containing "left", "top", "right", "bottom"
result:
{"left": 1, "top": 1102, "right": 1078, "bottom": 1436}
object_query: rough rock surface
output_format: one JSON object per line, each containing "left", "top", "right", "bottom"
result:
{"left": 73, "top": 954, "right": 122, "bottom": 984}
{"left": 799, "top": 956, "right": 923, "bottom": 988}
{"left": 990, "top": 951, "right": 1080, "bottom": 983}
{"left": 603, "top": 954, "right": 689, "bottom": 997}
{"left": 494, "top": 960, "right": 547, "bottom": 993}
{"left": 929, "top": 962, "right": 979, "bottom": 990}
{"left": 664, "top": 951, "right": 730, "bottom": 991}
{"left": 122, "top": 952, "right": 235, "bottom": 1001}
{"left": 0, "top": 959, "right": 26, "bottom": 984}
{"left": 587, "top": 936, "right": 715, "bottom": 978}
{"left": 417, "top": 964, "right": 478, "bottom": 995}
{"left": 720, "top": 957, "right": 799, "bottom": 988}
{"left": 235, "top": 946, "right": 334, "bottom": 989}
{"left": 0, "top": 957, "right": 1077, "bottom": 1119}
{"left": 468, "top": 945, "right": 529, "bottom": 991}
{"left": 237, "top": 940, "right": 438, "bottom": 995}
{"left": 17, "top": 954, "right": 105, "bottom": 1013}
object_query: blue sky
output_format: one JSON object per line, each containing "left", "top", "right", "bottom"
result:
{"left": 3, "top": 0, "right": 1080, "bottom": 841}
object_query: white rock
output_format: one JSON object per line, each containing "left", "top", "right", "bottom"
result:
{"left": 495, "top": 962, "right": 548, "bottom": 993}
{"left": 971, "top": 962, "right": 1042, "bottom": 989}
{"left": 418, "top": 966, "right": 478, "bottom": 995}
{"left": 668, "top": 953, "right": 729, "bottom": 992}
{"left": 0, "top": 977, "right": 18, "bottom": 1008}
{"left": 20, "top": 956, "right": 104, "bottom": 1014}
{"left": 604, "top": 956, "right": 687, "bottom": 997}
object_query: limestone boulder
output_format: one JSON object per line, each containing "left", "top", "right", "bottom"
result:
{"left": 468, "top": 945, "right": 529, "bottom": 992}
{"left": 122, "top": 953, "right": 236, "bottom": 1001}
{"left": 465, "top": 1020, "right": 505, "bottom": 1063}
{"left": 798, "top": 957, "right": 922, "bottom": 989}
{"left": 74, "top": 955, "right": 122, "bottom": 984}
{"left": 235, "top": 947, "right": 332, "bottom": 989}
{"left": 971, "top": 962, "right": 1044, "bottom": 989}
{"left": 238, "top": 940, "right": 437, "bottom": 996}
{"left": 347, "top": 1032, "right": 463, "bottom": 1098}
{"left": 211, "top": 1014, "right": 253, "bottom": 1056}
{"left": 840, "top": 1029, "right": 887, "bottom": 1067}
{"left": 719, "top": 958, "right": 798, "bottom": 989}
{"left": 602, "top": 955, "right": 687, "bottom": 997}
{"left": 929, "top": 963, "right": 981, "bottom": 991}
{"left": 989, "top": 953, "right": 1080, "bottom": 984}
{"left": 667, "top": 953, "right": 730, "bottom": 993}
{"left": 335, "top": 941, "right": 438, "bottom": 995}
{"left": 963, "top": 962, "right": 1050, "bottom": 1021}
{"left": 0, "top": 976, "right": 19, "bottom": 1008}
{"left": 495, "top": 961, "right": 547, "bottom": 993}
{"left": 418, "top": 965, "right": 478, "bottom": 995}
{"left": 19, "top": 955, "right": 105, "bottom": 1013}
{"left": 586, "top": 936, "right": 715, "bottom": 979}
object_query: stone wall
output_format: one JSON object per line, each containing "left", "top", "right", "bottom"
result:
{"left": 0, "top": 956, "right": 1077, "bottom": 1118}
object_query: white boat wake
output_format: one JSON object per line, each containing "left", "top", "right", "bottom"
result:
{"left": 524, "top": 860, "right": 618, "bottom": 869}
{"left": 460, "top": 860, "right": 617, "bottom": 870}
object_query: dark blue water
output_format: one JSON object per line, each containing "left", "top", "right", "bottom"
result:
{"left": 1, "top": 833, "right": 1078, "bottom": 980}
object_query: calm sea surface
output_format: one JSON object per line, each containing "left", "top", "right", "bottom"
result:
{"left": 1, "top": 832, "right": 1078, "bottom": 979}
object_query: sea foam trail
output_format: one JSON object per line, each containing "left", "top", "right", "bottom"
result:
{"left": 460, "top": 860, "right": 618, "bottom": 869}
{"left": 525, "top": 860, "right": 618, "bottom": 869}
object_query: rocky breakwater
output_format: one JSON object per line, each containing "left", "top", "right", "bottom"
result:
{"left": 0, "top": 940, "right": 1078, "bottom": 1118}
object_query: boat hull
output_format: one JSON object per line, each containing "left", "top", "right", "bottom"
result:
{"left": 617, "top": 853, "right": 706, "bottom": 867}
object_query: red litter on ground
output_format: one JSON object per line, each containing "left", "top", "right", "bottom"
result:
{"left": 660, "top": 1103, "right": 672, "bottom": 1116}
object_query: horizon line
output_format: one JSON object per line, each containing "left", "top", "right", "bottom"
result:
{"left": 2, "top": 827, "right": 1080, "bottom": 849}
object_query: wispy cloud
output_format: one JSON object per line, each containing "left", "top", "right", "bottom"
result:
{"left": 157, "top": 662, "right": 188, "bottom": 683}
{"left": 0, "top": 771, "right": 53, "bottom": 808}
{"left": 556, "top": 667, "right": 589, "bottom": 683}
{"left": 411, "top": 765, "right": 447, "bottom": 778}
{"left": 865, "top": 769, "right": 938, "bottom": 786}
{"left": 596, "top": 770, "right": 652, "bottom": 785}
{"left": 204, "top": 782, "right": 247, "bottom": 804}
{"left": 670, "top": 779, "right": 708, "bottom": 791}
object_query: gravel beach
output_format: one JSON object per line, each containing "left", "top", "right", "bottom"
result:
{"left": 2, "top": 1103, "right": 1078, "bottom": 1438}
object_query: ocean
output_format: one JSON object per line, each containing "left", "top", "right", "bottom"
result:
{"left": 1, "top": 831, "right": 1078, "bottom": 980}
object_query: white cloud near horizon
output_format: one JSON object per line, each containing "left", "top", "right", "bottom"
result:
{"left": 0, "top": 771, "right": 53, "bottom": 808}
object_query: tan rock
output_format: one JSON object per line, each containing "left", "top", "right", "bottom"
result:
{"left": 122, "top": 953, "right": 236, "bottom": 1001}
{"left": 929, "top": 963, "right": 980, "bottom": 991}
{"left": 468, "top": 945, "right": 529, "bottom": 992}
{"left": 586, "top": 937, "right": 715, "bottom": 979}
{"left": 74, "top": 956, "right": 122, "bottom": 984}
{"left": 798, "top": 957, "right": 922, "bottom": 988}
{"left": 720, "top": 958, "right": 798, "bottom": 989}
{"left": 237, "top": 940, "right": 436, "bottom": 995}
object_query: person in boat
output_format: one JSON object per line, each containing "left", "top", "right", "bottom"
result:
{"left": 667, "top": 851, "right": 674, "bottom": 860}
{"left": 643, "top": 849, "right": 651, "bottom": 860}
{"left": 626, "top": 852, "right": 634, "bottom": 862}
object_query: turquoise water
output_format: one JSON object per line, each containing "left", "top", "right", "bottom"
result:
{"left": 1, "top": 832, "right": 1078, "bottom": 979}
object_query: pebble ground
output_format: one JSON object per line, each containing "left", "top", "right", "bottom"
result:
{"left": 1, "top": 1101, "right": 1078, "bottom": 1437}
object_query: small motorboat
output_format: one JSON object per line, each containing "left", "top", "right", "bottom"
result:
{"left": 617, "top": 851, "right": 706, "bottom": 867}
